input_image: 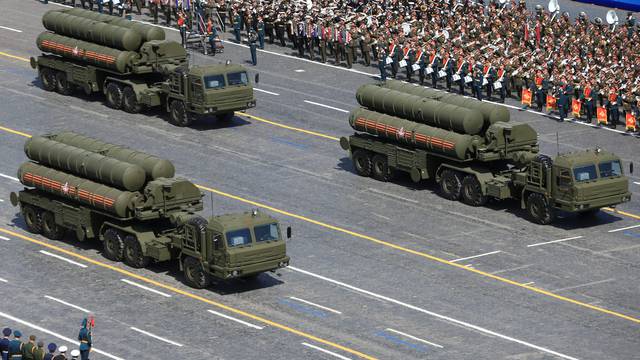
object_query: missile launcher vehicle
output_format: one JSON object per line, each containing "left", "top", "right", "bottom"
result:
{"left": 31, "top": 9, "right": 256, "bottom": 127}
{"left": 11, "top": 133, "right": 290, "bottom": 288}
{"left": 340, "top": 83, "right": 632, "bottom": 224}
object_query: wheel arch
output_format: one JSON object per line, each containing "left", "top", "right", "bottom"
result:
{"left": 436, "top": 164, "right": 493, "bottom": 194}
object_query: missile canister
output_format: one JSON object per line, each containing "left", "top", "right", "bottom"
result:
{"left": 37, "top": 32, "right": 138, "bottom": 73}
{"left": 63, "top": 8, "right": 165, "bottom": 43}
{"left": 25, "top": 136, "right": 146, "bottom": 192}
{"left": 349, "top": 108, "right": 479, "bottom": 160}
{"left": 381, "top": 79, "right": 510, "bottom": 126}
{"left": 49, "top": 132, "right": 175, "bottom": 180}
{"left": 18, "top": 162, "right": 141, "bottom": 218}
{"left": 43, "top": 11, "right": 142, "bottom": 51}
{"left": 356, "top": 84, "right": 484, "bottom": 135}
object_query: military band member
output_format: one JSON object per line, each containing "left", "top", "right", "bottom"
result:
{"left": 557, "top": 84, "right": 569, "bottom": 122}
{"left": 403, "top": 43, "right": 413, "bottom": 82}
{"left": 361, "top": 32, "right": 372, "bottom": 67}
{"left": 415, "top": 45, "right": 425, "bottom": 85}
{"left": 444, "top": 54, "right": 455, "bottom": 92}
{"left": 455, "top": 55, "right": 467, "bottom": 95}
{"left": 495, "top": 66, "right": 506, "bottom": 103}
{"left": 378, "top": 46, "right": 388, "bottom": 82}
{"left": 581, "top": 82, "right": 595, "bottom": 123}
{"left": 484, "top": 61, "right": 495, "bottom": 99}
{"left": 534, "top": 71, "right": 545, "bottom": 111}
{"left": 428, "top": 50, "right": 440, "bottom": 88}
{"left": 389, "top": 39, "right": 399, "bottom": 79}
{"left": 257, "top": 17, "right": 265, "bottom": 49}
{"left": 607, "top": 87, "right": 621, "bottom": 128}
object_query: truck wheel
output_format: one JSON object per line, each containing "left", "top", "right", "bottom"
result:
{"left": 41, "top": 212, "right": 65, "bottom": 240}
{"left": 123, "top": 235, "right": 150, "bottom": 268}
{"left": 40, "top": 68, "right": 56, "bottom": 92}
{"left": 461, "top": 175, "right": 488, "bottom": 206}
{"left": 103, "top": 228, "right": 125, "bottom": 261}
{"left": 372, "top": 154, "right": 393, "bottom": 182}
{"left": 22, "top": 205, "right": 42, "bottom": 234}
{"left": 440, "top": 169, "right": 462, "bottom": 201}
{"left": 122, "top": 87, "right": 142, "bottom": 114}
{"left": 55, "top": 72, "right": 74, "bottom": 95}
{"left": 527, "top": 193, "right": 555, "bottom": 225}
{"left": 352, "top": 149, "right": 372, "bottom": 177}
{"left": 106, "top": 82, "right": 123, "bottom": 110}
{"left": 169, "top": 100, "right": 192, "bottom": 127}
{"left": 183, "top": 257, "right": 210, "bottom": 289}
{"left": 217, "top": 112, "right": 234, "bottom": 121}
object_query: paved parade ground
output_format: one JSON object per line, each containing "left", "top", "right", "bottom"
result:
{"left": 0, "top": 1, "right": 639, "bottom": 359}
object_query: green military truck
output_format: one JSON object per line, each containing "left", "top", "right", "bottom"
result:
{"left": 10, "top": 132, "right": 290, "bottom": 288}
{"left": 340, "top": 82, "right": 632, "bottom": 224}
{"left": 31, "top": 8, "right": 256, "bottom": 127}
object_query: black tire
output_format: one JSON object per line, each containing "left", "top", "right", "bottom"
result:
{"left": 461, "top": 175, "right": 488, "bottom": 206}
{"left": 439, "top": 169, "right": 462, "bottom": 201}
{"left": 106, "top": 82, "right": 123, "bottom": 110}
{"left": 352, "top": 149, "right": 372, "bottom": 177}
{"left": 217, "top": 112, "right": 234, "bottom": 121}
{"left": 103, "top": 228, "right": 125, "bottom": 261}
{"left": 55, "top": 71, "right": 73, "bottom": 95}
{"left": 371, "top": 154, "right": 393, "bottom": 182}
{"left": 41, "top": 211, "right": 65, "bottom": 240}
{"left": 122, "top": 87, "right": 142, "bottom": 113}
{"left": 527, "top": 193, "right": 555, "bottom": 225}
{"left": 168, "top": 99, "right": 192, "bottom": 127}
{"left": 123, "top": 235, "right": 150, "bottom": 268}
{"left": 40, "top": 68, "right": 56, "bottom": 92}
{"left": 22, "top": 205, "right": 42, "bottom": 234}
{"left": 183, "top": 257, "right": 209, "bottom": 289}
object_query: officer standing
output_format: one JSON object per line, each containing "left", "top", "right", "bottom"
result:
{"left": 607, "top": 87, "right": 621, "bottom": 129}
{"left": 8, "top": 330, "right": 23, "bottom": 360}
{"left": 52, "top": 346, "right": 66, "bottom": 360}
{"left": 429, "top": 50, "right": 440, "bottom": 88}
{"left": 256, "top": 17, "right": 265, "bottom": 49}
{"left": 495, "top": 66, "right": 506, "bottom": 103}
{"left": 445, "top": 54, "right": 455, "bottom": 92}
{"left": 77, "top": 319, "right": 92, "bottom": 360}
{"left": 207, "top": 18, "right": 218, "bottom": 56}
{"left": 233, "top": 11, "right": 241, "bottom": 43}
{"left": 1, "top": 328, "right": 10, "bottom": 360}
{"left": 43, "top": 344, "right": 56, "bottom": 360}
{"left": 22, "top": 335, "right": 36, "bottom": 360}
{"left": 581, "top": 81, "right": 595, "bottom": 123}
{"left": 32, "top": 342, "right": 45, "bottom": 360}
{"left": 319, "top": 22, "right": 329, "bottom": 63}
{"left": 377, "top": 46, "right": 387, "bottom": 82}
{"left": 473, "top": 62, "right": 484, "bottom": 101}
{"left": 388, "top": 38, "right": 398, "bottom": 79}
{"left": 275, "top": 15, "right": 286, "bottom": 47}
{"left": 248, "top": 29, "right": 258, "bottom": 66}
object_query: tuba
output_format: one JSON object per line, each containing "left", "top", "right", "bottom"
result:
{"left": 548, "top": 0, "right": 560, "bottom": 21}
{"left": 606, "top": 10, "right": 619, "bottom": 32}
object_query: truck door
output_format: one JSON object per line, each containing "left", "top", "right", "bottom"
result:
{"left": 208, "top": 231, "right": 224, "bottom": 266}
{"left": 553, "top": 166, "right": 574, "bottom": 205}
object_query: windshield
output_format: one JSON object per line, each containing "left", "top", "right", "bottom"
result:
{"left": 598, "top": 160, "right": 622, "bottom": 178}
{"left": 227, "top": 71, "right": 248, "bottom": 86}
{"left": 204, "top": 74, "right": 225, "bottom": 89}
{"left": 573, "top": 164, "right": 598, "bottom": 182}
{"left": 226, "top": 228, "right": 251, "bottom": 247}
{"left": 254, "top": 223, "right": 280, "bottom": 242}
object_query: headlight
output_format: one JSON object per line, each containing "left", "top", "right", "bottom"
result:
{"left": 231, "top": 270, "right": 239, "bottom": 277}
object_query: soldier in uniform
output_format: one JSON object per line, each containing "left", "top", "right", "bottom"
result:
{"left": 455, "top": 54, "right": 467, "bottom": 95}
{"left": 581, "top": 81, "right": 595, "bottom": 123}
{"left": 344, "top": 27, "right": 355, "bottom": 69}
{"left": 606, "top": 87, "right": 621, "bottom": 129}
{"left": 77, "top": 318, "right": 92, "bottom": 360}
{"left": 415, "top": 45, "right": 425, "bottom": 85}
{"left": 306, "top": 20, "right": 315, "bottom": 61}
{"left": 256, "top": 17, "right": 265, "bottom": 49}
{"left": 361, "top": 31, "right": 372, "bottom": 67}
{"left": 403, "top": 42, "right": 413, "bottom": 82}
{"left": 473, "top": 63, "right": 484, "bottom": 101}
{"left": 495, "top": 65, "right": 506, "bottom": 103}
{"left": 444, "top": 53, "right": 455, "bottom": 92}
{"left": 429, "top": 50, "right": 440, "bottom": 88}
{"left": 1, "top": 328, "right": 11, "bottom": 360}
{"left": 150, "top": 0, "right": 160, "bottom": 24}
{"left": 275, "top": 15, "right": 286, "bottom": 47}
{"left": 233, "top": 11, "right": 242, "bottom": 43}
{"left": 389, "top": 38, "right": 400, "bottom": 79}
{"left": 162, "top": 0, "right": 171, "bottom": 26}
{"left": 21, "top": 335, "right": 36, "bottom": 360}
{"left": 484, "top": 61, "right": 496, "bottom": 100}
{"left": 557, "top": 84, "right": 569, "bottom": 122}
{"left": 534, "top": 71, "right": 545, "bottom": 111}
{"left": 43, "top": 344, "right": 56, "bottom": 360}
{"left": 8, "top": 330, "right": 23, "bottom": 360}
{"left": 248, "top": 29, "right": 258, "bottom": 66}
{"left": 52, "top": 346, "right": 66, "bottom": 360}
{"left": 296, "top": 18, "right": 306, "bottom": 58}
{"left": 32, "top": 342, "right": 45, "bottom": 360}
{"left": 319, "top": 22, "right": 330, "bottom": 63}
{"left": 264, "top": 14, "right": 274, "bottom": 44}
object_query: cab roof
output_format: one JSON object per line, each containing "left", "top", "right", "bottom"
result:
{"left": 554, "top": 148, "right": 620, "bottom": 168}
{"left": 207, "top": 210, "right": 278, "bottom": 232}
{"left": 189, "top": 63, "right": 247, "bottom": 77}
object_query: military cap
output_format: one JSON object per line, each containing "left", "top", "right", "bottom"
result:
{"left": 37, "top": 341, "right": 44, "bottom": 348}
{"left": 13, "top": 330, "right": 21, "bottom": 337}
{"left": 2, "top": 328, "right": 10, "bottom": 336}
{"left": 48, "top": 343, "right": 57, "bottom": 352}
{"left": 71, "top": 349, "right": 80, "bottom": 357}
{"left": 59, "top": 346, "right": 68, "bottom": 353}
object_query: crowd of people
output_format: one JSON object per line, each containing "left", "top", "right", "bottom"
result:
{"left": 43, "top": 0, "right": 640, "bottom": 131}
{"left": 0, "top": 318, "right": 92, "bottom": 360}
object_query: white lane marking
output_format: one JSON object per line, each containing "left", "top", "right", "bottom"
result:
{"left": 288, "top": 266, "right": 579, "bottom": 360}
{"left": 207, "top": 310, "right": 264, "bottom": 329}
{"left": 40, "top": 250, "right": 88, "bottom": 268}
{"left": 289, "top": 296, "right": 342, "bottom": 314}
{"left": 367, "top": 187, "right": 419, "bottom": 204}
{"left": 385, "top": 328, "right": 443, "bottom": 348}
{"left": 551, "top": 278, "right": 616, "bottom": 293}
{"left": 522, "top": 282, "right": 536, "bottom": 286}
{"left": 0, "top": 310, "right": 124, "bottom": 360}
{"left": 371, "top": 212, "right": 391, "bottom": 221}
{"left": 0, "top": 199, "right": 4, "bottom": 202}
{"left": 0, "top": 236, "right": 10, "bottom": 241}
{"left": 254, "top": 88, "right": 280, "bottom": 96}
{"left": 294, "top": 69, "right": 306, "bottom": 73}
{"left": 69, "top": 105, "right": 108, "bottom": 118}
{"left": 0, "top": 173, "right": 19, "bottom": 182}
{"left": 450, "top": 250, "right": 502, "bottom": 263}
{"left": 0, "top": 278, "right": 7, "bottom": 283}
{"left": 302, "top": 342, "right": 352, "bottom": 360}
{"left": 50, "top": 2, "right": 72, "bottom": 7}
{"left": 44, "top": 295, "right": 91, "bottom": 313}
{"left": 304, "top": 100, "right": 349, "bottom": 113}
{"left": 608, "top": 224, "right": 640, "bottom": 233}
{"left": 120, "top": 279, "right": 172, "bottom": 298}
{"left": 0, "top": 87, "right": 46, "bottom": 101}
{"left": 633, "top": 182, "right": 640, "bottom": 185}
{"left": 527, "top": 236, "right": 584, "bottom": 248}
{"left": 0, "top": 26, "right": 22, "bottom": 33}
{"left": 130, "top": 327, "right": 183, "bottom": 347}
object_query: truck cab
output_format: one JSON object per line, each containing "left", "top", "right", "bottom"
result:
{"left": 180, "top": 210, "right": 290, "bottom": 288}
{"left": 551, "top": 149, "right": 631, "bottom": 213}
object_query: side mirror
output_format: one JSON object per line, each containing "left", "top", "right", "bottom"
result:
{"left": 630, "top": 162, "right": 634, "bottom": 175}
{"left": 254, "top": 73, "right": 259, "bottom": 84}
{"left": 286, "top": 226, "right": 291, "bottom": 239}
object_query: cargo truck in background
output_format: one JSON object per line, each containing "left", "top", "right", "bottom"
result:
{"left": 10, "top": 132, "right": 290, "bottom": 288}
{"left": 31, "top": 9, "right": 256, "bottom": 127}
{"left": 340, "top": 81, "right": 632, "bottom": 224}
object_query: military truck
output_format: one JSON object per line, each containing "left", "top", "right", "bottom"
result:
{"left": 340, "top": 82, "right": 632, "bottom": 224}
{"left": 30, "top": 9, "right": 256, "bottom": 127}
{"left": 10, "top": 132, "right": 290, "bottom": 288}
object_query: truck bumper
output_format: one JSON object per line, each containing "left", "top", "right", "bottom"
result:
{"left": 212, "top": 256, "right": 290, "bottom": 279}
{"left": 195, "top": 100, "right": 256, "bottom": 115}
{"left": 561, "top": 192, "right": 632, "bottom": 212}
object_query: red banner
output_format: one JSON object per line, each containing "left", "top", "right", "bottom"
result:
{"left": 626, "top": 113, "right": 637, "bottom": 132}
{"left": 546, "top": 95, "right": 557, "bottom": 110}
{"left": 597, "top": 107, "right": 608, "bottom": 125}
{"left": 572, "top": 99, "right": 581, "bottom": 117}
{"left": 521, "top": 88, "right": 532, "bottom": 106}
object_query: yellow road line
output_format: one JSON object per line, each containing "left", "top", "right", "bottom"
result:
{"left": 0, "top": 51, "right": 29, "bottom": 62}
{"left": 0, "top": 126, "right": 32, "bottom": 138}
{"left": 0, "top": 228, "right": 376, "bottom": 360}
{"left": 236, "top": 111, "right": 340, "bottom": 141}
{"left": 604, "top": 207, "right": 640, "bottom": 221}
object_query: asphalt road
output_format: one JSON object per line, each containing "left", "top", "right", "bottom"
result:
{"left": 0, "top": 1, "right": 639, "bottom": 359}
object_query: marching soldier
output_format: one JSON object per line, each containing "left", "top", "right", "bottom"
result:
{"left": 415, "top": 45, "right": 425, "bottom": 85}
{"left": 495, "top": 65, "right": 507, "bottom": 103}
{"left": 1, "top": 328, "right": 10, "bottom": 360}
{"left": 455, "top": 54, "right": 467, "bottom": 95}
{"left": 388, "top": 38, "right": 399, "bottom": 79}
{"left": 429, "top": 49, "right": 440, "bottom": 88}
{"left": 233, "top": 11, "right": 242, "bottom": 43}
{"left": 78, "top": 318, "right": 92, "bottom": 360}
{"left": 444, "top": 53, "right": 455, "bottom": 92}
{"left": 473, "top": 63, "right": 484, "bottom": 101}
{"left": 344, "top": 27, "right": 355, "bottom": 69}
{"left": 402, "top": 42, "right": 413, "bottom": 82}
{"left": 484, "top": 61, "right": 496, "bottom": 100}
{"left": 8, "top": 330, "right": 23, "bottom": 360}
{"left": 22, "top": 336, "right": 36, "bottom": 360}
